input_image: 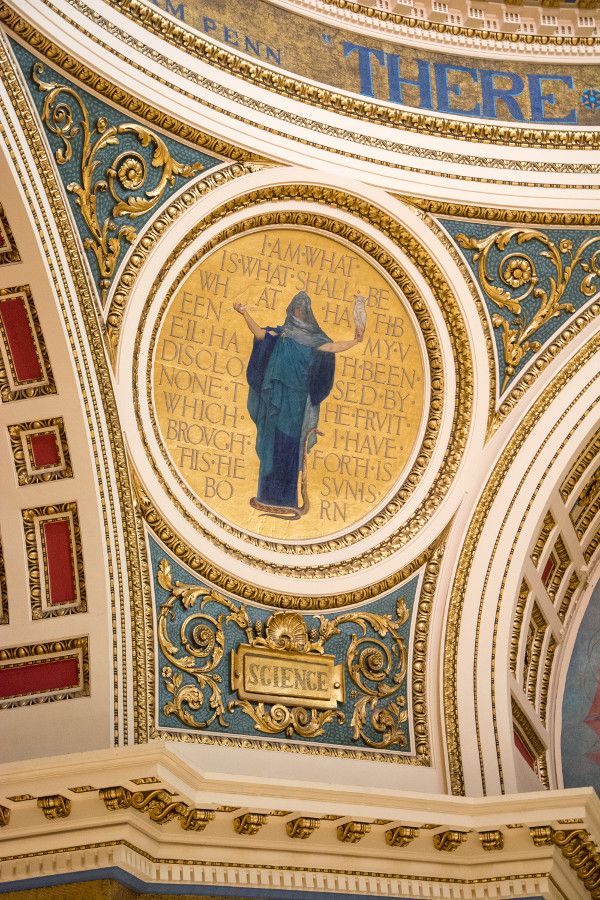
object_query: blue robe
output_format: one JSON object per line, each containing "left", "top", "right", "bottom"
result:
{"left": 246, "top": 328, "right": 335, "bottom": 508}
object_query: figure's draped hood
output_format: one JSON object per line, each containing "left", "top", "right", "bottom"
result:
{"left": 281, "top": 291, "right": 331, "bottom": 348}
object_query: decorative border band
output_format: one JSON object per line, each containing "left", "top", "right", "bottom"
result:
{"left": 8, "top": 417, "right": 72, "bottom": 484}
{"left": 0, "top": 637, "right": 89, "bottom": 708}
{"left": 21, "top": 502, "right": 86, "bottom": 619}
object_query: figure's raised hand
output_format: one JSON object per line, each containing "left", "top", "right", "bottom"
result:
{"left": 233, "top": 302, "right": 247, "bottom": 315}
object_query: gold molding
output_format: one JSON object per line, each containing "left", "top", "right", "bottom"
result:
{"left": 318, "top": 0, "right": 598, "bottom": 45}
{"left": 538, "top": 635, "right": 557, "bottom": 727}
{"left": 8, "top": 416, "right": 72, "bottom": 484}
{"left": 8, "top": 1, "right": 600, "bottom": 187}
{"left": 509, "top": 579, "right": 529, "bottom": 676}
{"left": 0, "top": 835, "right": 556, "bottom": 892}
{"left": 140, "top": 201, "right": 450, "bottom": 559}
{"left": 444, "top": 332, "right": 600, "bottom": 795}
{"left": 0, "top": 637, "right": 90, "bottom": 709}
{"left": 101, "top": 0, "right": 600, "bottom": 149}
{"left": 138, "top": 474, "right": 431, "bottom": 603}
{"left": 405, "top": 200, "right": 600, "bottom": 228}
{"left": 0, "top": 4, "right": 261, "bottom": 166}
{"left": 0, "top": 284, "right": 55, "bottom": 402}
{"left": 0, "top": 534, "right": 6, "bottom": 626}
{"left": 561, "top": 427, "right": 600, "bottom": 502}
{"left": 512, "top": 694, "right": 549, "bottom": 789}
{"left": 531, "top": 510, "right": 555, "bottom": 566}
{"left": 21, "top": 502, "right": 86, "bottom": 619}
{"left": 0, "top": 203, "right": 20, "bottom": 265}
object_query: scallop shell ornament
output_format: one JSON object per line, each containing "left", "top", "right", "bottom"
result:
{"left": 265, "top": 613, "right": 308, "bottom": 652}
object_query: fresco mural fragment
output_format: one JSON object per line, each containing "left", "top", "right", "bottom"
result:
{"left": 151, "top": 227, "right": 425, "bottom": 542}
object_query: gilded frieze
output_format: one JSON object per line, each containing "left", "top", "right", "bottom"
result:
{"left": 10, "top": 42, "right": 220, "bottom": 305}
{"left": 147, "top": 535, "right": 432, "bottom": 763}
{"left": 439, "top": 218, "right": 600, "bottom": 397}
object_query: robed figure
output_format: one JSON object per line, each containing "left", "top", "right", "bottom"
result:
{"left": 234, "top": 291, "right": 365, "bottom": 519}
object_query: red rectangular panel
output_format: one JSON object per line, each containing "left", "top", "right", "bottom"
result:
{"left": 0, "top": 656, "right": 80, "bottom": 699}
{"left": 29, "top": 431, "right": 61, "bottom": 468}
{"left": 0, "top": 295, "right": 43, "bottom": 382}
{"left": 43, "top": 519, "right": 77, "bottom": 605}
{"left": 541, "top": 553, "right": 556, "bottom": 587}
{"left": 514, "top": 729, "right": 536, "bottom": 769}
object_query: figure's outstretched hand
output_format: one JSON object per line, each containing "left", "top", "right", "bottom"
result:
{"left": 354, "top": 325, "right": 365, "bottom": 342}
{"left": 233, "top": 302, "right": 247, "bottom": 315}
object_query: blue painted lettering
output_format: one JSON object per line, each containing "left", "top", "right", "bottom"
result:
{"left": 165, "top": 0, "right": 184, "bottom": 19}
{"left": 224, "top": 25, "right": 239, "bottom": 47}
{"left": 245, "top": 35, "right": 261, "bottom": 57}
{"left": 387, "top": 54, "right": 433, "bottom": 109}
{"left": 434, "top": 63, "right": 481, "bottom": 116}
{"left": 343, "top": 41, "right": 385, "bottom": 98}
{"left": 480, "top": 69, "right": 525, "bottom": 121}
{"left": 203, "top": 15, "right": 217, "bottom": 34}
{"left": 527, "top": 74, "right": 577, "bottom": 124}
{"left": 266, "top": 46, "right": 282, "bottom": 65}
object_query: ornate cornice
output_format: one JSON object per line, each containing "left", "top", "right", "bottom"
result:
{"left": 317, "top": 0, "right": 600, "bottom": 46}
{"left": 6, "top": 0, "right": 600, "bottom": 155}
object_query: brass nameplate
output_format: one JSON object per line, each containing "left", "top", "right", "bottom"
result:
{"left": 231, "top": 645, "right": 344, "bottom": 711}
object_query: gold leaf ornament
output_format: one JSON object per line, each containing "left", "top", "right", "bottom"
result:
{"left": 457, "top": 227, "right": 599, "bottom": 390}
{"left": 32, "top": 64, "right": 205, "bottom": 302}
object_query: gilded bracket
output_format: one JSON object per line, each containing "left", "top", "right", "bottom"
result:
{"left": 433, "top": 830, "right": 468, "bottom": 851}
{"left": 37, "top": 795, "right": 71, "bottom": 820}
{"left": 286, "top": 816, "right": 321, "bottom": 839}
{"left": 99, "top": 786, "right": 215, "bottom": 830}
{"left": 385, "top": 825, "right": 420, "bottom": 847}
{"left": 529, "top": 825, "right": 555, "bottom": 846}
{"left": 479, "top": 829, "right": 504, "bottom": 851}
{"left": 337, "top": 821, "right": 371, "bottom": 843}
{"left": 552, "top": 829, "right": 600, "bottom": 897}
{"left": 233, "top": 813, "right": 268, "bottom": 835}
